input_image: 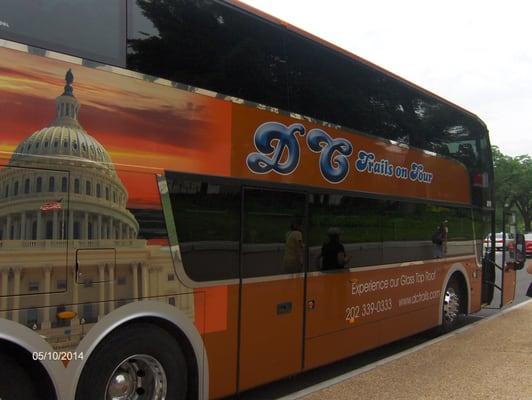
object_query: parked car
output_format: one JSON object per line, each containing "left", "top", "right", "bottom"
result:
{"left": 483, "top": 232, "right": 514, "bottom": 252}
{"left": 525, "top": 233, "right": 532, "bottom": 257}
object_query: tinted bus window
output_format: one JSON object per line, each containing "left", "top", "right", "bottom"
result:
{"left": 381, "top": 202, "right": 474, "bottom": 264}
{"left": 308, "top": 194, "right": 383, "bottom": 271}
{"left": 381, "top": 201, "right": 436, "bottom": 264}
{"left": 286, "top": 34, "right": 376, "bottom": 138}
{"left": 127, "top": 0, "right": 288, "bottom": 109}
{"left": 444, "top": 206, "right": 475, "bottom": 257}
{"left": 167, "top": 176, "right": 240, "bottom": 281}
{"left": 0, "top": 1, "right": 126, "bottom": 66}
{"left": 242, "top": 188, "right": 305, "bottom": 277}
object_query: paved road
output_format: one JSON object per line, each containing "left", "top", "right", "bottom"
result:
{"left": 230, "top": 255, "right": 531, "bottom": 400}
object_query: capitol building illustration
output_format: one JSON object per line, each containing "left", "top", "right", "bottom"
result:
{"left": 0, "top": 71, "right": 193, "bottom": 347}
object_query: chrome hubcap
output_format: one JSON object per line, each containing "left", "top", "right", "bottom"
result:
{"left": 443, "top": 287, "right": 460, "bottom": 326}
{"left": 106, "top": 354, "right": 167, "bottom": 400}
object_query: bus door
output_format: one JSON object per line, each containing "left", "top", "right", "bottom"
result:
{"left": 238, "top": 188, "right": 306, "bottom": 391}
{"left": 480, "top": 211, "right": 496, "bottom": 305}
{"left": 500, "top": 210, "right": 518, "bottom": 306}
{"left": 302, "top": 194, "right": 385, "bottom": 370}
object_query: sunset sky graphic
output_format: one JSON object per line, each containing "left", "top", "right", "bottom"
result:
{"left": 0, "top": 48, "right": 232, "bottom": 209}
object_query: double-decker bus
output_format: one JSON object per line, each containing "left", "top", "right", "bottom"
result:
{"left": 0, "top": 1, "right": 521, "bottom": 399}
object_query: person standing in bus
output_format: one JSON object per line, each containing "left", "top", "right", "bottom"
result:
{"left": 283, "top": 221, "right": 304, "bottom": 273}
{"left": 317, "top": 227, "right": 351, "bottom": 270}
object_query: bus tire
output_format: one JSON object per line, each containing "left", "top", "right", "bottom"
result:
{"left": 441, "top": 278, "right": 464, "bottom": 332}
{"left": 0, "top": 349, "right": 54, "bottom": 400}
{"left": 76, "top": 322, "right": 187, "bottom": 400}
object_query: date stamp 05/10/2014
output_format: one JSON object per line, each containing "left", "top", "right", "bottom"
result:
{"left": 32, "top": 351, "right": 84, "bottom": 361}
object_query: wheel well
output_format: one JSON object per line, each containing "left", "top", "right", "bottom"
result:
{"left": 106, "top": 317, "right": 199, "bottom": 400}
{"left": 448, "top": 271, "right": 469, "bottom": 314}
{"left": 0, "top": 340, "right": 57, "bottom": 400}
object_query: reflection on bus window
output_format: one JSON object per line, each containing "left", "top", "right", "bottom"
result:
{"left": 167, "top": 175, "right": 241, "bottom": 281}
{"left": 242, "top": 189, "right": 305, "bottom": 278}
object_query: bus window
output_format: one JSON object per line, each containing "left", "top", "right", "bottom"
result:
{"left": 308, "top": 194, "right": 383, "bottom": 271}
{"left": 445, "top": 206, "right": 475, "bottom": 257}
{"left": 0, "top": 0, "right": 126, "bottom": 66}
{"left": 381, "top": 201, "right": 435, "bottom": 264}
{"left": 380, "top": 202, "right": 474, "bottom": 264}
{"left": 167, "top": 176, "right": 241, "bottom": 282}
{"left": 242, "top": 188, "right": 305, "bottom": 278}
{"left": 127, "top": 0, "right": 289, "bottom": 110}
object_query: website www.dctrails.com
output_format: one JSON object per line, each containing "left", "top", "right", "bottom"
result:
{"left": 398, "top": 290, "right": 440, "bottom": 307}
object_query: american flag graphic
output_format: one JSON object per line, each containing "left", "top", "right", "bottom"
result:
{"left": 40, "top": 199, "right": 63, "bottom": 213}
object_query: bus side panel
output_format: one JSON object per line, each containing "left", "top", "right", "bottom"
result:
{"left": 305, "top": 262, "right": 446, "bottom": 340}
{"left": 0, "top": 44, "right": 209, "bottom": 394}
{"left": 304, "top": 306, "right": 438, "bottom": 370}
{"left": 238, "top": 278, "right": 304, "bottom": 391}
{"left": 194, "top": 284, "right": 240, "bottom": 399}
{"left": 304, "top": 257, "right": 479, "bottom": 370}
{"left": 0, "top": 164, "right": 196, "bottom": 349}
{"left": 0, "top": 46, "right": 230, "bottom": 347}
{"left": 230, "top": 104, "right": 471, "bottom": 206}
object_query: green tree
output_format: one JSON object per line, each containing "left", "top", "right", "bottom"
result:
{"left": 492, "top": 146, "right": 532, "bottom": 232}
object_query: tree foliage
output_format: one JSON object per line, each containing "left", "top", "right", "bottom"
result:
{"left": 492, "top": 146, "right": 532, "bottom": 231}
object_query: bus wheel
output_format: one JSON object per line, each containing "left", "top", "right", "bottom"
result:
{"left": 0, "top": 349, "right": 55, "bottom": 400}
{"left": 441, "top": 279, "right": 463, "bottom": 332}
{"left": 76, "top": 322, "right": 187, "bottom": 400}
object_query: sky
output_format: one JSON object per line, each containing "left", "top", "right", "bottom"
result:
{"left": 241, "top": 0, "right": 531, "bottom": 157}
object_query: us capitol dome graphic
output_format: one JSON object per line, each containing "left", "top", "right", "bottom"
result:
{"left": 0, "top": 70, "right": 193, "bottom": 341}
{"left": 0, "top": 69, "right": 139, "bottom": 241}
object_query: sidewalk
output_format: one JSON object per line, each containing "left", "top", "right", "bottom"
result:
{"left": 302, "top": 300, "right": 532, "bottom": 400}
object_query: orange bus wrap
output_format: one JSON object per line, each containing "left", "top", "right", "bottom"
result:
{"left": 0, "top": 43, "right": 490, "bottom": 400}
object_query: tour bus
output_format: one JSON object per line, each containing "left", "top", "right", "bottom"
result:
{"left": 0, "top": 1, "right": 523, "bottom": 399}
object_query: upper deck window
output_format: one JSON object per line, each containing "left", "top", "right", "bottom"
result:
{"left": 0, "top": 0, "right": 126, "bottom": 66}
{"left": 127, "top": 0, "right": 288, "bottom": 109}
